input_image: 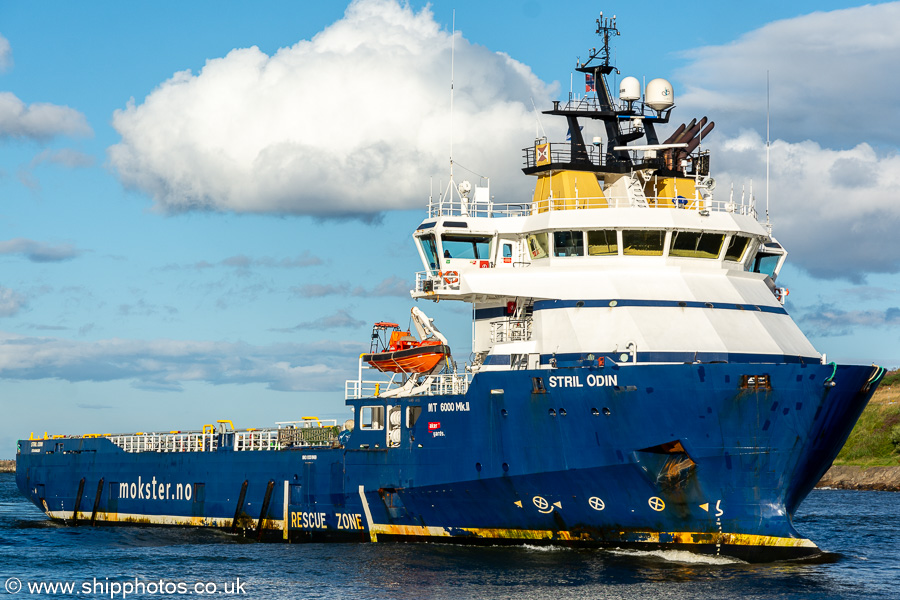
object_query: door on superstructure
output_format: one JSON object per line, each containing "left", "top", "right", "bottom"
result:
{"left": 494, "top": 239, "right": 517, "bottom": 268}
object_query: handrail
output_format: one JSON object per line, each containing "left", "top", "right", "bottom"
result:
{"left": 345, "top": 372, "right": 472, "bottom": 400}
{"left": 490, "top": 318, "right": 533, "bottom": 343}
{"left": 427, "top": 193, "right": 756, "bottom": 219}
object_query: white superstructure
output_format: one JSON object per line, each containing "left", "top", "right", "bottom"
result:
{"left": 406, "top": 15, "right": 815, "bottom": 377}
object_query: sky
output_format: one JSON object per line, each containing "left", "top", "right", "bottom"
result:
{"left": 1, "top": 0, "right": 899, "bottom": 456}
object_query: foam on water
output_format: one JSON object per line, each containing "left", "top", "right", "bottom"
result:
{"left": 607, "top": 547, "right": 745, "bottom": 565}
{"left": 519, "top": 544, "right": 571, "bottom": 552}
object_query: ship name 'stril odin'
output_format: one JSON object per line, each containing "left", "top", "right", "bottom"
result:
{"left": 16, "top": 14, "right": 884, "bottom": 562}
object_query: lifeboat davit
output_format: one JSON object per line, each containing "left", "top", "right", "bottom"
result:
{"left": 361, "top": 308, "right": 451, "bottom": 374}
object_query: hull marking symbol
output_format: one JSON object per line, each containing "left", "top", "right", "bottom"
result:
{"left": 715, "top": 500, "right": 723, "bottom": 517}
{"left": 532, "top": 496, "right": 560, "bottom": 513}
{"left": 699, "top": 503, "right": 709, "bottom": 512}
{"left": 648, "top": 497, "right": 666, "bottom": 512}
{"left": 514, "top": 500, "right": 523, "bottom": 508}
{"left": 533, "top": 496, "right": 551, "bottom": 513}
{"left": 588, "top": 497, "right": 605, "bottom": 511}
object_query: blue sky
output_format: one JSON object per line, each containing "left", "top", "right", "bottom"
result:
{"left": 1, "top": 0, "right": 899, "bottom": 456}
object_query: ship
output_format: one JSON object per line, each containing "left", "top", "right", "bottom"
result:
{"left": 15, "top": 14, "right": 885, "bottom": 562}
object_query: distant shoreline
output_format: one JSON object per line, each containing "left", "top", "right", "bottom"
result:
{"left": 0, "top": 460, "right": 14, "bottom": 474}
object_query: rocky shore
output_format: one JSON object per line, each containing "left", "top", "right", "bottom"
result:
{"left": 0, "top": 460, "right": 14, "bottom": 474}
{"left": 816, "top": 465, "right": 900, "bottom": 491}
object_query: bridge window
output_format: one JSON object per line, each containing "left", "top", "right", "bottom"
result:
{"left": 622, "top": 230, "right": 665, "bottom": 256}
{"left": 553, "top": 231, "right": 584, "bottom": 257}
{"left": 669, "top": 231, "right": 725, "bottom": 259}
{"left": 527, "top": 232, "right": 549, "bottom": 259}
{"left": 753, "top": 254, "right": 781, "bottom": 277}
{"left": 587, "top": 230, "right": 618, "bottom": 255}
{"left": 360, "top": 406, "right": 384, "bottom": 430}
{"left": 725, "top": 235, "right": 751, "bottom": 262}
{"left": 441, "top": 234, "right": 491, "bottom": 260}
{"left": 418, "top": 235, "right": 439, "bottom": 272}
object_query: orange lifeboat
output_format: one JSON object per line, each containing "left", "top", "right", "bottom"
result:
{"left": 361, "top": 320, "right": 451, "bottom": 374}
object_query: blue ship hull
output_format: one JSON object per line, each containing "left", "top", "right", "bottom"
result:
{"left": 16, "top": 361, "right": 880, "bottom": 562}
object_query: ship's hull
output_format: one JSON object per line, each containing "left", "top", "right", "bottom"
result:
{"left": 16, "top": 361, "right": 881, "bottom": 562}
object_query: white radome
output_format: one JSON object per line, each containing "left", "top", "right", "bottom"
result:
{"left": 619, "top": 76, "right": 641, "bottom": 101}
{"left": 645, "top": 78, "right": 674, "bottom": 111}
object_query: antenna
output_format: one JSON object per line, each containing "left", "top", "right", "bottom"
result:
{"left": 449, "top": 10, "right": 455, "bottom": 184}
{"left": 595, "top": 11, "right": 619, "bottom": 67}
{"left": 530, "top": 98, "right": 547, "bottom": 139}
{"left": 765, "top": 70, "right": 771, "bottom": 231}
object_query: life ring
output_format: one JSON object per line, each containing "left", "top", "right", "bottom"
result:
{"left": 443, "top": 270, "right": 459, "bottom": 285}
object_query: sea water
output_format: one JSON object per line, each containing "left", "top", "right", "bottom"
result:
{"left": 1, "top": 473, "right": 898, "bottom": 599}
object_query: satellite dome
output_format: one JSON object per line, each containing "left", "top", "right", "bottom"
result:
{"left": 645, "top": 78, "right": 674, "bottom": 111}
{"left": 619, "top": 76, "right": 640, "bottom": 101}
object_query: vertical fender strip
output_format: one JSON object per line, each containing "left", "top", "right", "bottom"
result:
{"left": 256, "top": 480, "right": 275, "bottom": 541}
{"left": 230, "top": 480, "right": 249, "bottom": 534}
{"left": 71, "top": 478, "right": 85, "bottom": 526}
{"left": 282, "top": 480, "right": 289, "bottom": 541}
{"left": 358, "top": 485, "right": 378, "bottom": 542}
{"left": 90, "top": 478, "right": 104, "bottom": 526}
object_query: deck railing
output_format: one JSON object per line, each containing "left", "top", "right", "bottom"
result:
{"left": 234, "top": 430, "right": 279, "bottom": 451}
{"left": 427, "top": 191, "right": 757, "bottom": 219}
{"left": 106, "top": 421, "right": 341, "bottom": 453}
{"left": 109, "top": 432, "right": 218, "bottom": 453}
{"left": 345, "top": 372, "right": 471, "bottom": 400}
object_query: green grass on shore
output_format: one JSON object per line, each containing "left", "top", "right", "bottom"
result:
{"left": 833, "top": 369, "right": 900, "bottom": 467}
{"left": 881, "top": 370, "right": 900, "bottom": 388}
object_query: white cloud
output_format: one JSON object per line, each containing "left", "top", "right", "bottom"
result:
{"left": 710, "top": 131, "right": 900, "bottom": 281}
{"left": 275, "top": 309, "right": 366, "bottom": 331}
{"left": 0, "top": 33, "right": 11, "bottom": 72}
{"left": 675, "top": 3, "right": 900, "bottom": 148}
{"left": 291, "top": 275, "right": 411, "bottom": 298}
{"left": 0, "top": 237, "right": 83, "bottom": 262}
{"left": 30, "top": 148, "right": 95, "bottom": 168}
{"left": 0, "top": 91, "right": 92, "bottom": 140}
{"left": 17, "top": 148, "right": 96, "bottom": 191}
{"left": 108, "top": 0, "right": 553, "bottom": 217}
{"left": 796, "top": 303, "right": 900, "bottom": 337}
{"left": 161, "top": 251, "right": 323, "bottom": 271}
{"left": 837, "top": 286, "right": 900, "bottom": 302}
{"left": 365, "top": 275, "right": 411, "bottom": 297}
{"left": 0, "top": 332, "right": 365, "bottom": 392}
{"left": 669, "top": 4, "right": 900, "bottom": 281}
{"left": 118, "top": 300, "right": 178, "bottom": 317}
{"left": 0, "top": 287, "right": 26, "bottom": 317}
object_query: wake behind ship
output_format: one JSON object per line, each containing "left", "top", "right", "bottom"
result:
{"left": 16, "top": 15, "right": 885, "bottom": 562}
